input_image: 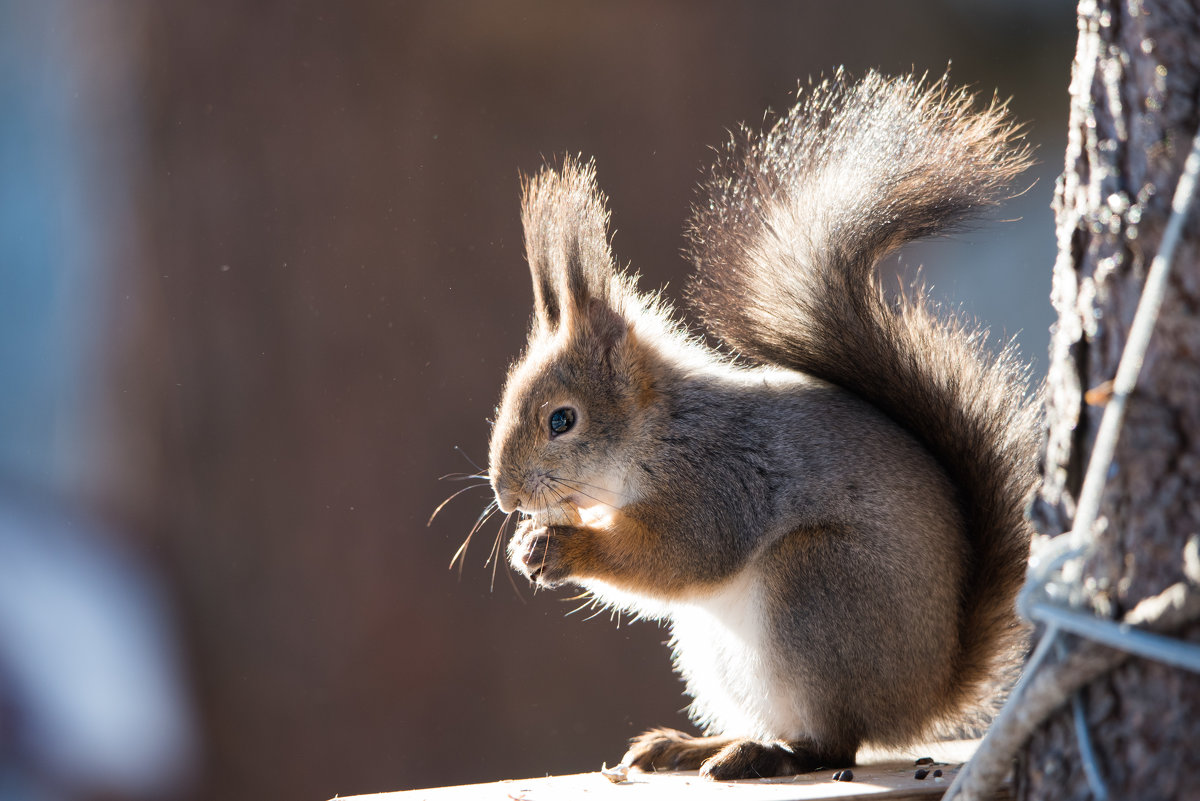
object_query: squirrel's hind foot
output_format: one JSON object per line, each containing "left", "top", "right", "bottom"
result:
{"left": 622, "top": 729, "right": 856, "bottom": 780}
{"left": 699, "top": 737, "right": 854, "bottom": 780}
{"left": 621, "top": 728, "right": 730, "bottom": 771}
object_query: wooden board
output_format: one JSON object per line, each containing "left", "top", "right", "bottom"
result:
{"left": 335, "top": 739, "right": 1009, "bottom": 801}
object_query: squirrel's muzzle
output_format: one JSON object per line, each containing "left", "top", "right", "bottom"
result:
{"left": 491, "top": 472, "right": 521, "bottom": 514}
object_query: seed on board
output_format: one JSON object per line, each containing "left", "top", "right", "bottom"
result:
{"left": 915, "top": 769, "right": 930, "bottom": 780}
{"left": 832, "top": 769, "right": 854, "bottom": 782}
{"left": 915, "top": 757, "right": 934, "bottom": 766}
{"left": 933, "top": 769, "right": 943, "bottom": 778}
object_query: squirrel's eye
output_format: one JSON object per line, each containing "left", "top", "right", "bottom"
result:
{"left": 548, "top": 407, "right": 576, "bottom": 437}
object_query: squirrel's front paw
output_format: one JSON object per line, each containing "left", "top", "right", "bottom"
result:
{"left": 508, "top": 520, "right": 574, "bottom": 588}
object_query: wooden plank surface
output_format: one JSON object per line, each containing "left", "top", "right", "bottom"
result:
{"left": 335, "top": 739, "right": 1009, "bottom": 801}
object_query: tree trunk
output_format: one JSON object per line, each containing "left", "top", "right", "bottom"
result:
{"left": 1023, "top": 0, "right": 1200, "bottom": 799}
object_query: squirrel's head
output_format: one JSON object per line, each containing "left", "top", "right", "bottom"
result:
{"left": 488, "top": 159, "right": 661, "bottom": 519}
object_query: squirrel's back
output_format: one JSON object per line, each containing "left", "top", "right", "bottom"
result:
{"left": 686, "top": 70, "right": 1040, "bottom": 730}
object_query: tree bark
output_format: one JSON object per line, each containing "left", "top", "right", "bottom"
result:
{"left": 1023, "top": 0, "right": 1200, "bottom": 799}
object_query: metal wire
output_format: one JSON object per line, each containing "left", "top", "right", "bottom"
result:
{"left": 1070, "top": 684, "right": 1108, "bottom": 801}
{"left": 1030, "top": 602, "right": 1200, "bottom": 675}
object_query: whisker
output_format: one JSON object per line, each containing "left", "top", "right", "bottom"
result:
{"left": 449, "top": 500, "right": 499, "bottom": 574}
{"left": 548, "top": 475, "right": 630, "bottom": 499}
{"left": 544, "top": 482, "right": 572, "bottom": 509}
{"left": 491, "top": 508, "right": 525, "bottom": 591}
{"left": 548, "top": 479, "right": 610, "bottom": 509}
{"left": 485, "top": 506, "right": 512, "bottom": 568}
{"left": 438, "top": 472, "right": 489, "bottom": 482}
{"left": 428, "top": 482, "right": 492, "bottom": 526}
{"left": 534, "top": 488, "right": 555, "bottom": 595}
{"left": 502, "top": 526, "right": 525, "bottom": 601}
{"left": 539, "top": 486, "right": 557, "bottom": 516}
{"left": 453, "top": 445, "right": 487, "bottom": 474}
{"left": 489, "top": 511, "right": 515, "bottom": 593}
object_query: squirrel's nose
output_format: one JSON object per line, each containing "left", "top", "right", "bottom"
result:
{"left": 491, "top": 474, "right": 521, "bottom": 514}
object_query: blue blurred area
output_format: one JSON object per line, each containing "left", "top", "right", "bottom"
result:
{"left": 0, "top": 1, "right": 92, "bottom": 491}
{"left": 0, "top": 500, "right": 196, "bottom": 800}
{"left": 0, "top": 3, "right": 195, "bottom": 798}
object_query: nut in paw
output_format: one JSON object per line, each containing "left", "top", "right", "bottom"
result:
{"left": 508, "top": 520, "right": 572, "bottom": 587}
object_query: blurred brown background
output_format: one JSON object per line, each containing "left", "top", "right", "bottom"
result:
{"left": 1, "top": 2, "right": 1073, "bottom": 799}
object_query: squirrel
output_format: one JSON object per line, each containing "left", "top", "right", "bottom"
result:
{"left": 486, "top": 69, "right": 1040, "bottom": 780}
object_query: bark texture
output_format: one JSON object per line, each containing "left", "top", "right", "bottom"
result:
{"left": 1023, "top": 0, "right": 1200, "bottom": 798}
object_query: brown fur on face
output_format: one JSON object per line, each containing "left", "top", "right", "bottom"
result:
{"left": 489, "top": 305, "right": 660, "bottom": 517}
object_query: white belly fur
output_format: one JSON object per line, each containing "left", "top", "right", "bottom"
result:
{"left": 668, "top": 568, "right": 810, "bottom": 741}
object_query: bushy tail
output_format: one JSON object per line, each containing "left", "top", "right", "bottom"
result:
{"left": 687, "top": 70, "right": 1040, "bottom": 727}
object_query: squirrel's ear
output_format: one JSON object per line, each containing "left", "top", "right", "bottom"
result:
{"left": 520, "top": 157, "right": 617, "bottom": 334}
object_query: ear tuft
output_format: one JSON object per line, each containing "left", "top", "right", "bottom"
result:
{"left": 587, "top": 296, "right": 628, "bottom": 354}
{"left": 521, "top": 156, "right": 617, "bottom": 333}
